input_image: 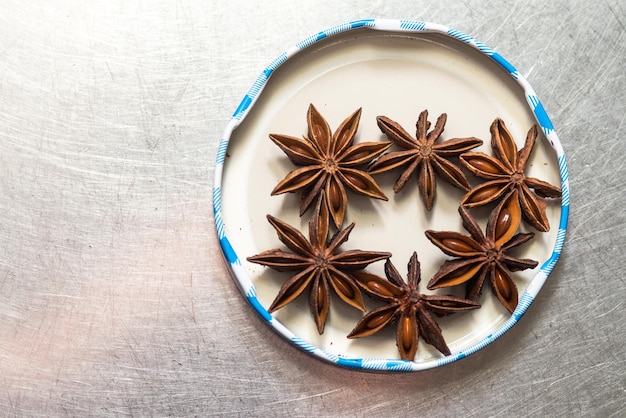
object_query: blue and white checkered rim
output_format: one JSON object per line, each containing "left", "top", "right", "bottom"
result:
{"left": 213, "top": 19, "right": 570, "bottom": 372}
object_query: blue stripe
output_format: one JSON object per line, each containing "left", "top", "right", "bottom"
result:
{"left": 559, "top": 205, "right": 570, "bottom": 231}
{"left": 559, "top": 155, "right": 569, "bottom": 182}
{"left": 264, "top": 52, "right": 288, "bottom": 78}
{"left": 438, "top": 351, "right": 466, "bottom": 366}
{"left": 248, "top": 76, "right": 266, "bottom": 97}
{"left": 447, "top": 28, "right": 473, "bottom": 43}
{"left": 356, "top": 358, "right": 413, "bottom": 371}
{"left": 247, "top": 290, "right": 272, "bottom": 322}
{"left": 491, "top": 52, "right": 518, "bottom": 75}
{"left": 324, "top": 352, "right": 339, "bottom": 362}
{"left": 554, "top": 227, "right": 567, "bottom": 253}
{"left": 561, "top": 182, "right": 570, "bottom": 207}
{"left": 474, "top": 40, "right": 493, "bottom": 54}
{"left": 490, "top": 315, "right": 517, "bottom": 338}
{"left": 337, "top": 357, "right": 363, "bottom": 369}
{"left": 220, "top": 236, "right": 239, "bottom": 265}
{"left": 350, "top": 19, "right": 375, "bottom": 29}
{"left": 532, "top": 99, "right": 554, "bottom": 133}
{"left": 212, "top": 187, "right": 221, "bottom": 215}
{"left": 559, "top": 156, "right": 570, "bottom": 212}
{"left": 291, "top": 336, "right": 318, "bottom": 353}
{"left": 513, "top": 292, "right": 534, "bottom": 321}
{"left": 296, "top": 25, "right": 348, "bottom": 49}
{"left": 258, "top": 53, "right": 290, "bottom": 90}
{"left": 383, "top": 360, "right": 414, "bottom": 371}
{"left": 296, "top": 36, "right": 319, "bottom": 49}
{"left": 295, "top": 21, "right": 373, "bottom": 51}
{"left": 539, "top": 252, "right": 559, "bottom": 275}
{"left": 400, "top": 20, "right": 426, "bottom": 31}
{"left": 232, "top": 95, "right": 252, "bottom": 119}
{"left": 215, "top": 215, "right": 224, "bottom": 240}
{"left": 216, "top": 139, "right": 229, "bottom": 164}
{"left": 446, "top": 28, "right": 496, "bottom": 58}
{"left": 213, "top": 188, "right": 225, "bottom": 238}
{"left": 328, "top": 22, "right": 354, "bottom": 36}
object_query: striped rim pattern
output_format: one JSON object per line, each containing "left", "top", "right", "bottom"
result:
{"left": 213, "top": 19, "right": 570, "bottom": 372}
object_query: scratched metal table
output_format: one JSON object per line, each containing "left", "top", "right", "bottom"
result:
{"left": 0, "top": 1, "right": 624, "bottom": 416}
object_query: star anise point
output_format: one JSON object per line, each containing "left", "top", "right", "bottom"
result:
{"left": 349, "top": 252, "right": 480, "bottom": 360}
{"left": 270, "top": 104, "right": 390, "bottom": 229}
{"left": 369, "top": 110, "right": 483, "bottom": 210}
{"left": 248, "top": 195, "right": 391, "bottom": 333}
{"left": 460, "top": 118, "right": 561, "bottom": 231}
{"left": 426, "top": 197, "right": 538, "bottom": 313}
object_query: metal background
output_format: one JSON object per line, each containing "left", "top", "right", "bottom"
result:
{"left": 0, "top": 1, "right": 624, "bottom": 416}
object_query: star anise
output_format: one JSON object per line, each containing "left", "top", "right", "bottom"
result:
{"left": 270, "top": 104, "right": 391, "bottom": 229}
{"left": 425, "top": 197, "right": 538, "bottom": 314}
{"left": 348, "top": 252, "right": 480, "bottom": 360}
{"left": 247, "top": 196, "right": 391, "bottom": 334}
{"left": 368, "top": 110, "right": 483, "bottom": 210}
{"left": 459, "top": 117, "right": 562, "bottom": 232}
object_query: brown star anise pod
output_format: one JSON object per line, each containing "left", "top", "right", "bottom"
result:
{"left": 368, "top": 110, "right": 483, "bottom": 210}
{"left": 247, "top": 196, "right": 391, "bottom": 334}
{"left": 348, "top": 252, "right": 480, "bottom": 360}
{"left": 270, "top": 104, "right": 391, "bottom": 229}
{"left": 425, "top": 197, "right": 538, "bottom": 314}
{"left": 460, "top": 117, "right": 562, "bottom": 232}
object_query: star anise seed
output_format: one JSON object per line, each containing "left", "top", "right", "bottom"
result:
{"left": 459, "top": 118, "right": 562, "bottom": 232}
{"left": 270, "top": 104, "right": 391, "bottom": 229}
{"left": 368, "top": 110, "right": 483, "bottom": 210}
{"left": 425, "top": 196, "right": 539, "bottom": 314}
{"left": 247, "top": 195, "right": 391, "bottom": 334}
{"left": 348, "top": 252, "right": 480, "bottom": 360}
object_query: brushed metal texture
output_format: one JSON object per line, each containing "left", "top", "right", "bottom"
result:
{"left": 0, "top": 1, "right": 623, "bottom": 416}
